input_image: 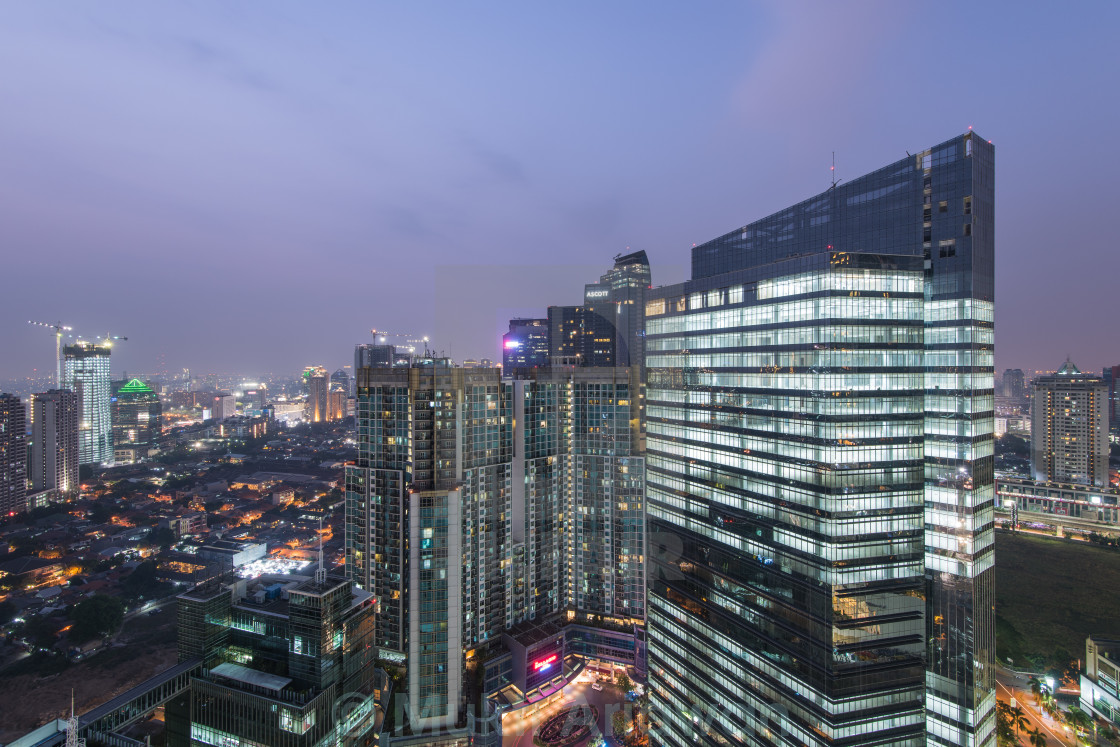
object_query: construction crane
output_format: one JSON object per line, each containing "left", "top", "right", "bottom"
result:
{"left": 27, "top": 320, "right": 73, "bottom": 387}
{"left": 28, "top": 322, "right": 128, "bottom": 388}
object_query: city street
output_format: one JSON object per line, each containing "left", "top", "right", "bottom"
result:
{"left": 995, "top": 665, "right": 1079, "bottom": 747}
{"left": 502, "top": 674, "right": 632, "bottom": 747}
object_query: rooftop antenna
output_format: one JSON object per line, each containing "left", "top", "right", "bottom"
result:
{"left": 831, "top": 152, "right": 837, "bottom": 188}
{"left": 65, "top": 689, "right": 85, "bottom": 747}
{"left": 314, "top": 516, "right": 327, "bottom": 585}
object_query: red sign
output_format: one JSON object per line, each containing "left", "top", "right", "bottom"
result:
{"left": 532, "top": 654, "right": 558, "bottom": 671}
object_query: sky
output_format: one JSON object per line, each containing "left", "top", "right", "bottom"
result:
{"left": 2, "top": 2, "right": 1118, "bottom": 381}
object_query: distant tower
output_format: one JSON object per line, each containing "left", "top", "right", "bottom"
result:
{"left": 1105, "top": 365, "right": 1120, "bottom": 436}
{"left": 330, "top": 368, "right": 352, "bottom": 397}
{"left": 1031, "top": 359, "right": 1110, "bottom": 486}
{"left": 63, "top": 341, "right": 113, "bottom": 466}
{"left": 1001, "top": 368, "right": 1026, "bottom": 401}
{"left": 308, "top": 367, "right": 329, "bottom": 423}
{"left": 30, "top": 389, "right": 79, "bottom": 497}
{"left": 502, "top": 318, "right": 550, "bottom": 369}
{"left": 354, "top": 343, "right": 401, "bottom": 371}
{"left": 110, "top": 379, "right": 162, "bottom": 464}
{"left": 0, "top": 393, "right": 28, "bottom": 515}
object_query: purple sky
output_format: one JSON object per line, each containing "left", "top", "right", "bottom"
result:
{"left": 2, "top": 2, "right": 1118, "bottom": 381}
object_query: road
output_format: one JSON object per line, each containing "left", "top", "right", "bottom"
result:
{"left": 995, "top": 665, "right": 1079, "bottom": 747}
{"left": 502, "top": 675, "right": 633, "bottom": 747}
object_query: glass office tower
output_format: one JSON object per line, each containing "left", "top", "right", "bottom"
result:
{"left": 63, "top": 341, "right": 113, "bottom": 466}
{"left": 644, "top": 133, "right": 994, "bottom": 746}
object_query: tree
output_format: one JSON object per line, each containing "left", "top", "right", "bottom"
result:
{"left": 1028, "top": 726, "right": 1047, "bottom": 746}
{"left": 21, "top": 615, "right": 61, "bottom": 649}
{"left": 1008, "top": 704, "right": 1030, "bottom": 739}
{"left": 996, "top": 702, "right": 1016, "bottom": 745}
{"left": 1066, "top": 705, "right": 1093, "bottom": 734}
{"left": 615, "top": 671, "right": 632, "bottom": 693}
{"left": 0, "top": 599, "right": 16, "bottom": 625}
{"left": 122, "top": 560, "right": 165, "bottom": 599}
{"left": 612, "top": 709, "right": 630, "bottom": 738}
{"left": 145, "top": 526, "right": 177, "bottom": 550}
{"left": 70, "top": 594, "right": 125, "bottom": 642}
{"left": 1028, "top": 675, "right": 1042, "bottom": 702}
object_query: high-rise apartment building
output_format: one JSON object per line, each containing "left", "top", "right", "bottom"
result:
{"left": 29, "top": 389, "right": 79, "bottom": 498}
{"left": 1031, "top": 360, "right": 1109, "bottom": 486}
{"left": 502, "top": 318, "right": 550, "bottom": 369}
{"left": 63, "top": 341, "right": 113, "bottom": 466}
{"left": 111, "top": 378, "right": 162, "bottom": 464}
{"left": 644, "top": 133, "right": 995, "bottom": 746}
{"left": 0, "top": 393, "right": 28, "bottom": 515}
{"left": 345, "top": 360, "right": 644, "bottom": 736}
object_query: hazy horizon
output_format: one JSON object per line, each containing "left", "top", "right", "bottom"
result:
{"left": 3, "top": 2, "right": 1118, "bottom": 381}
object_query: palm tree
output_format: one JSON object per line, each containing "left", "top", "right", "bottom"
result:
{"left": 1028, "top": 676, "right": 1042, "bottom": 703}
{"left": 996, "top": 702, "right": 1016, "bottom": 744}
{"left": 1009, "top": 704, "right": 1030, "bottom": 739}
{"left": 1027, "top": 726, "right": 1047, "bottom": 747}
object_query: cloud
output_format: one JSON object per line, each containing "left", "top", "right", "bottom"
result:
{"left": 464, "top": 137, "right": 528, "bottom": 184}
{"left": 730, "top": 3, "right": 913, "bottom": 136}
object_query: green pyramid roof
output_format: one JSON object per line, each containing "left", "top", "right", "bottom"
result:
{"left": 118, "top": 378, "right": 154, "bottom": 394}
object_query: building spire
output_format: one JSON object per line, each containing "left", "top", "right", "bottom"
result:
{"left": 65, "top": 690, "right": 85, "bottom": 747}
{"left": 314, "top": 516, "right": 327, "bottom": 585}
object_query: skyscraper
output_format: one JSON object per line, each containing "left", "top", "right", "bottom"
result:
{"left": 355, "top": 342, "right": 408, "bottom": 371}
{"left": 346, "top": 361, "right": 644, "bottom": 736}
{"left": 502, "top": 318, "right": 550, "bottom": 369}
{"left": 1001, "top": 368, "right": 1025, "bottom": 401}
{"left": 644, "top": 133, "right": 994, "bottom": 746}
{"left": 308, "top": 366, "right": 329, "bottom": 423}
{"left": 1104, "top": 365, "right": 1120, "bottom": 436}
{"left": 583, "top": 249, "right": 651, "bottom": 375}
{"left": 1031, "top": 360, "right": 1109, "bottom": 486}
{"left": 63, "top": 341, "right": 113, "bottom": 466}
{"left": 111, "top": 378, "right": 162, "bottom": 464}
{"left": 330, "top": 367, "right": 352, "bottom": 397}
{"left": 0, "top": 393, "right": 28, "bottom": 516}
{"left": 29, "top": 389, "right": 79, "bottom": 498}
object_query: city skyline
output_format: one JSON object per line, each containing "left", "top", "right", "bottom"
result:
{"left": 3, "top": 2, "right": 1120, "bottom": 380}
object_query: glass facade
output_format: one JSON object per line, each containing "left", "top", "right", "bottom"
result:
{"left": 644, "top": 133, "right": 995, "bottom": 747}
{"left": 111, "top": 378, "right": 162, "bottom": 464}
{"left": 63, "top": 341, "right": 113, "bottom": 466}
{"left": 503, "top": 318, "right": 550, "bottom": 369}
{"left": 346, "top": 361, "right": 646, "bottom": 732}
{"left": 174, "top": 573, "right": 382, "bottom": 747}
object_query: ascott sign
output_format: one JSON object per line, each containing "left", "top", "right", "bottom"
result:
{"left": 532, "top": 654, "right": 558, "bottom": 672}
